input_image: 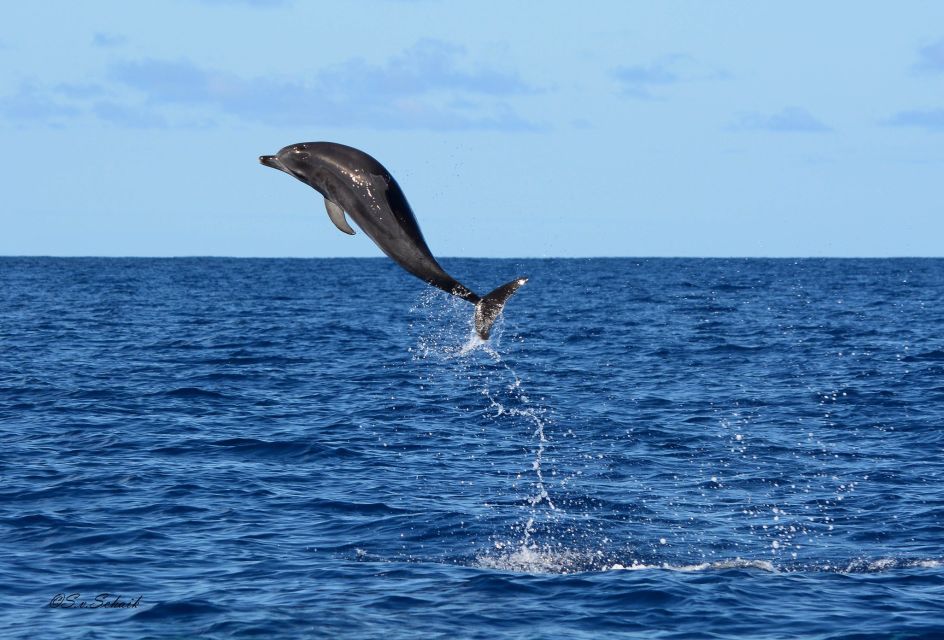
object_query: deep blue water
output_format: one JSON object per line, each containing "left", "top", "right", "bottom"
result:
{"left": 2, "top": 257, "right": 943, "bottom": 639}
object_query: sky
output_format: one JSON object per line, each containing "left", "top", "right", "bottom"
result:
{"left": 1, "top": 1, "right": 943, "bottom": 257}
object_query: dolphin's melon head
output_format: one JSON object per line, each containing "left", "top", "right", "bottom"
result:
{"left": 260, "top": 143, "right": 317, "bottom": 183}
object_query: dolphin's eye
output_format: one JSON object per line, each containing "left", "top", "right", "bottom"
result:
{"left": 293, "top": 147, "right": 305, "bottom": 154}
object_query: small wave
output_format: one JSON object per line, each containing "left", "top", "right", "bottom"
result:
{"left": 690, "top": 304, "right": 739, "bottom": 313}
{"left": 140, "top": 338, "right": 206, "bottom": 351}
{"left": 608, "top": 559, "right": 777, "bottom": 573}
{"left": 563, "top": 330, "right": 605, "bottom": 344}
{"left": 157, "top": 387, "right": 228, "bottom": 399}
{"left": 132, "top": 598, "right": 225, "bottom": 620}
{"left": 210, "top": 437, "right": 345, "bottom": 461}
{"left": 475, "top": 544, "right": 781, "bottom": 575}
{"left": 3, "top": 513, "right": 75, "bottom": 529}
{"left": 609, "top": 557, "right": 944, "bottom": 575}
{"left": 702, "top": 343, "right": 765, "bottom": 354}
{"left": 197, "top": 355, "right": 304, "bottom": 366}
{"left": 43, "top": 527, "right": 170, "bottom": 552}
{"left": 901, "top": 349, "right": 944, "bottom": 363}
{"left": 474, "top": 550, "right": 943, "bottom": 576}
{"left": 69, "top": 388, "right": 120, "bottom": 399}
{"left": 304, "top": 497, "right": 413, "bottom": 516}
{"left": 151, "top": 503, "right": 209, "bottom": 516}
{"left": 634, "top": 396, "right": 673, "bottom": 408}
{"left": 193, "top": 372, "right": 254, "bottom": 382}
{"left": 838, "top": 557, "right": 943, "bottom": 573}
{"left": 371, "top": 595, "right": 435, "bottom": 610}
{"left": 712, "top": 283, "right": 753, "bottom": 292}
{"left": 152, "top": 437, "right": 354, "bottom": 462}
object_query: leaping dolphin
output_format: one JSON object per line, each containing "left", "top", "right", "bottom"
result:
{"left": 259, "top": 142, "right": 527, "bottom": 340}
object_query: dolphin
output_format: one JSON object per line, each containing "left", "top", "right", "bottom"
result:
{"left": 259, "top": 142, "right": 527, "bottom": 339}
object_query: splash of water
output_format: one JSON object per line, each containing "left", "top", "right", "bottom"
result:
{"left": 481, "top": 365, "right": 556, "bottom": 511}
{"left": 405, "top": 291, "right": 934, "bottom": 576}
{"left": 409, "top": 291, "right": 570, "bottom": 570}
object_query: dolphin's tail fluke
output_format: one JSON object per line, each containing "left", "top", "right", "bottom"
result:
{"left": 473, "top": 277, "right": 528, "bottom": 340}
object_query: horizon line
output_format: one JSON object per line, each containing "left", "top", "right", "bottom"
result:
{"left": 2, "top": 255, "right": 942, "bottom": 260}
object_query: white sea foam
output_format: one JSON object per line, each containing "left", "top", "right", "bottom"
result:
{"left": 475, "top": 544, "right": 592, "bottom": 575}
{"left": 472, "top": 553, "right": 944, "bottom": 575}
{"left": 605, "top": 559, "right": 778, "bottom": 573}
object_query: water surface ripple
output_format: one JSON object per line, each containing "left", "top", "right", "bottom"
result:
{"left": 1, "top": 257, "right": 942, "bottom": 638}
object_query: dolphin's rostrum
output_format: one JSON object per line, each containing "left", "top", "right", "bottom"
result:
{"left": 260, "top": 142, "right": 527, "bottom": 339}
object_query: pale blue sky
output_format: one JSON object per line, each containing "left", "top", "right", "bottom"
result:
{"left": 1, "top": 1, "right": 942, "bottom": 257}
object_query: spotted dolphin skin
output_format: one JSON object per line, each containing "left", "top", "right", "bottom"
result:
{"left": 260, "top": 142, "right": 527, "bottom": 339}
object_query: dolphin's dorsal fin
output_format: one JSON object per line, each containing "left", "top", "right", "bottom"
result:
{"left": 324, "top": 198, "right": 356, "bottom": 235}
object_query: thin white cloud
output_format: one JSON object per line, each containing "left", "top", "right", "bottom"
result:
{"left": 92, "top": 32, "right": 127, "bottom": 48}
{"left": 56, "top": 83, "right": 109, "bottom": 99}
{"left": 612, "top": 56, "right": 685, "bottom": 99}
{"left": 193, "top": 0, "right": 291, "bottom": 6}
{"left": 0, "top": 39, "right": 541, "bottom": 131}
{"left": 915, "top": 38, "right": 944, "bottom": 72}
{"left": 884, "top": 108, "right": 944, "bottom": 131}
{"left": 106, "top": 39, "right": 541, "bottom": 131}
{"left": 0, "top": 83, "right": 81, "bottom": 123}
{"left": 612, "top": 54, "right": 726, "bottom": 100}
{"left": 731, "top": 107, "right": 831, "bottom": 133}
{"left": 92, "top": 101, "right": 168, "bottom": 129}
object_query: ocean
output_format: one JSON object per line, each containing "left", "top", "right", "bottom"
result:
{"left": 1, "top": 257, "right": 942, "bottom": 639}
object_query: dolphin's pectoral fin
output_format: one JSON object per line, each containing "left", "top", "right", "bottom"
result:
{"left": 324, "top": 198, "right": 356, "bottom": 235}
